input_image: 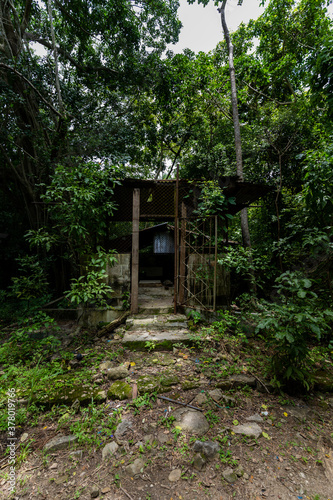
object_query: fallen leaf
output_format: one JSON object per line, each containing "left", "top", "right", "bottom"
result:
{"left": 283, "top": 412, "right": 288, "bottom": 417}
{"left": 262, "top": 432, "right": 271, "bottom": 440}
{"left": 130, "top": 362, "right": 136, "bottom": 366}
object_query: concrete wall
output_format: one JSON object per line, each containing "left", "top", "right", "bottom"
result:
{"left": 106, "top": 253, "right": 131, "bottom": 293}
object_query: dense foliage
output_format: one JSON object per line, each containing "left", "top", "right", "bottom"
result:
{"left": 1, "top": 0, "right": 332, "bottom": 390}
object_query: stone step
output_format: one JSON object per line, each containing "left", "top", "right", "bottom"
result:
{"left": 138, "top": 288, "right": 174, "bottom": 298}
{"left": 126, "top": 314, "right": 187, "bottom": 331}
{"left": 139, "top": 280, "right": 163, "bottom": 288}
{"left": 138, "top": 305, "right": 174, "bottom": 315}
{"left": 122, "top": 329, "right": 191, "bottom": 351}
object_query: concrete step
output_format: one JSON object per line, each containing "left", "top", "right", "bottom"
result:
{"left": 139, "top": 280, "right": 163, "bottom": 288}
{"left": 122, "top": 328, "right": 191, "bottom": 351}
{"left": 138, "top": 288, "right": 174, "bottom": 298}
{"left": 126, "top": 314, "right": 187, "bottom": 331}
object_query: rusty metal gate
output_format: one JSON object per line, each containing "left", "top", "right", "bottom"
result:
{"left": 175, "top": 213, "right": 218, "bottom": 311}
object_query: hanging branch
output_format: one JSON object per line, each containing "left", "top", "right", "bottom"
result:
{"left": 47, "top": 0, "right": 64, "bottom": 114}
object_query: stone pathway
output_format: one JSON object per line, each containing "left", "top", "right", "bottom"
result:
{"left": 122, "top": 281, "right": 192, "bottom": 349}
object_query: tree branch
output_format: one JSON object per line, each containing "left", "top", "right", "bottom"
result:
{"left": 26, "top": 35, "right": 118, "bottom": 75}
{"left": 0, "top": 63, "right": 63, "bottom": 117}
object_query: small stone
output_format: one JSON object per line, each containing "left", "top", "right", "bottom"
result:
{"left": 157, "top": 432, "right": 170, "bottom": 444}
{"left": 243, "top": 473, "right": 249, "bottom": 480}
{"left": 194, "top": 393, "right": 207, "bottom": 405}
{"left": 173, "top": 408, "right": 209, "bottom": 436}
{"left": 101, "top": 487, "right": 111, "bottom": 494}
{"left": 126, "top": 458, "right": 145, "bottom": 476}
{"left": 235, "top": 465, "right": 244, "bottom": 477}
{"left": 91, "top": 488, "right": 99, "bottom": 498}
{"left": 115, "top": 419, "right": 133, "bottom": 442}
{"left": 20, "top": 433, "right": 29, "bottom": 443}
{"left": 70, "top": 450, "right": 83, "bottom": 460}
{"left": 193, "top": 453, "right": 206, "bottom": 471}
{"left": 100, "top": 361, "right": 113, "bottom": 371}
{"left": 208, "top": 389, "right": 223, "bottom": 401}
{"left": 193, "top": 440, "right": 220, "bottom": 459}
{"left": 222, "top": 468, "right": 238, "bottom": 483}
{"left": 49, "top": 462, "right": 58, "bottom": 470}
{"left": 232, "top": 423, "right": 262, "bottom": 439}
{"left": 44, "top": 435, "right": 78, "bottom": 452}
{"left": 102, "top": 441, "right": 119, "bottom": 460}
{"left": 107, "top": 366, "right": 129, "bottom": 380}
{"left": 168, "top": 469, "right": 182, "bottom": 482}
{"left": 246, "top": 414, "right": 263, "bottom": 423}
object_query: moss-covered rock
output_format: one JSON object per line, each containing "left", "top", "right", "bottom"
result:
{"left": 182, "top": 379, "right": 200, "bottom": 391}
{"left": 160, "top": 374, "right": 180, "bottom": 387}
{"left": 107, "top": 381, "right": 132, "bottom": 400}
{"left": 137, "top": 375, "right": 160, "bottom": 394}
{"left": 30, "top": 371, "right": 106, "bottom": 408}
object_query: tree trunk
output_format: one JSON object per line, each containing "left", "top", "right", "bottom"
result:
{"left": 220, "top": 0, "right": 256, "bottom": 292}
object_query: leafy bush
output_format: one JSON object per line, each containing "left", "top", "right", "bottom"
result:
{"left": 255, "top": 271, "right": 333, "bottom": 390}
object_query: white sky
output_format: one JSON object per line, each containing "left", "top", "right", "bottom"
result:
{"left": 172, "top": 0, "right": 333, "bottom": 54}
{"left": 172, "top": 0, "right": 265, "bottom": 53}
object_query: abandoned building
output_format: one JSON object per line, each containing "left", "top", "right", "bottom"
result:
{"left": 104, "top": 176, "right": 271, "bottom": 315}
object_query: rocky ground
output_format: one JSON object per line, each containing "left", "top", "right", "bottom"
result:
{"left": 1, "top": 321, "right": 333, "bottom": 500}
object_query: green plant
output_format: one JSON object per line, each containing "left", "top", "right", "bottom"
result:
{"left": 65, "top": 248, "right": 117, "bottom": 309}
{"left": 255, "top": 271, "right": 333, "bottom": 390}
{"left": 144, "top": 341, "right": 156, "bottom": 352}
{"left": 10, "top": 256, "right": 49, "bottom": 301}
{"left": 122, "top": 291, "right": 130, "bottom": 310}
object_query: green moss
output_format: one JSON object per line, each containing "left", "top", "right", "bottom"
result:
{"left": 182, "top": 379, "right": 200, "bottom": 391}
{"left": 107, "top": 381, "right": 132, "bottom": 400}
{"left": 160, "top": 374, "right": 180, "bottom": 387}
{"left": 137, "top": 375, "right": 160, "bottom": 394}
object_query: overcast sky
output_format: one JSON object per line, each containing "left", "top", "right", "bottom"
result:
{"left": 172, "top": 0, "right": 333, "bottom": 54}
{"left": 172, "top": 0, "right": 265, "bottom": 53}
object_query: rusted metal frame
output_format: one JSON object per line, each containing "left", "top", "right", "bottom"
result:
{"left": 173, "top": 165, "right": 179, "bottom": 314}
{"left": 131, "top": 188, "right": 140, "bottom": 314}
{"left": 213, "top": 216, "right": 218, "bottom": 312}
{"left": 179, "top": 202, "right": 187, "bottom": 304}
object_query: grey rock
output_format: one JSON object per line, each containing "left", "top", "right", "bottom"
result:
{"left": 235, "top": 465, "right": 244, "bottom": 477}
{"left": 91, "top": 488, "right": 99, "bottom": 498}
{"left": 143, "top": 434, "right": 154, "bottom": 445}
{"left": 208, "top": 389, "right": 223, "bottom": 401}
{"left": 232, "top": 422, "right": 262, "bottom": 439}
{"left": 44, "top": 435, "right": 78, "bottom": 452}
{"left": 115, "top": 419, "right": 133, "bottom": 442}
{"left": 173, "top": 408, "right": 209, "bottom": 436}
{"left": 70, "top": 450, "right": 83, "bottom": 460}
{"left": 102, "top": 441, "right": 119, "bottom": 460}
{"left": 168, "top": 469, "right": 182, "bottom": 482}
{"left": 126, "top": 458, "right": 145, "bottom": 476}
{"left": 284, "top": 406, "right": 313, "bottom": 421}
{"left": 193, "top": 453, "right": 206, "bottom": 471}
{"left": 100, "top": 360, "right": 113, "bottom": 371}
{"left": 194, "top": 393, "right": 208, "bottom": 405}
{"left": 157, "top": 432, "right": 170, "bottom": 444}
{"left": 193, "top": 440, "right": 220, "bottom": 459}
{"left": 222, "top": 468, "right": 237, "bottom": 483}
{"left": 107, "top": 366, "right": 129, "bottom": 380}
{"left": 246, "top": 414, "right": 263, "bottom": 423}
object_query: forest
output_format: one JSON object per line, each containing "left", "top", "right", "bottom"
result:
{"left": 0, "top": 1, "right": 333, "bottom": 498}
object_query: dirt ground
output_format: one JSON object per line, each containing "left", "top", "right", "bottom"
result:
{"left": 1, "top": 335, "right": 333, "bottom": 500}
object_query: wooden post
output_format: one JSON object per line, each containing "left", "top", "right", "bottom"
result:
{"left": 213, "top": 216, "right": 218, "bottom": 311}
{"left": 173, "top": 165, "right": 179, "bottom": 314}
{"left": 179, "top": 202, "right": 187, "bottom": 304}
{"left": 131, "top": 188, "right": 140, "bottom": 314}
